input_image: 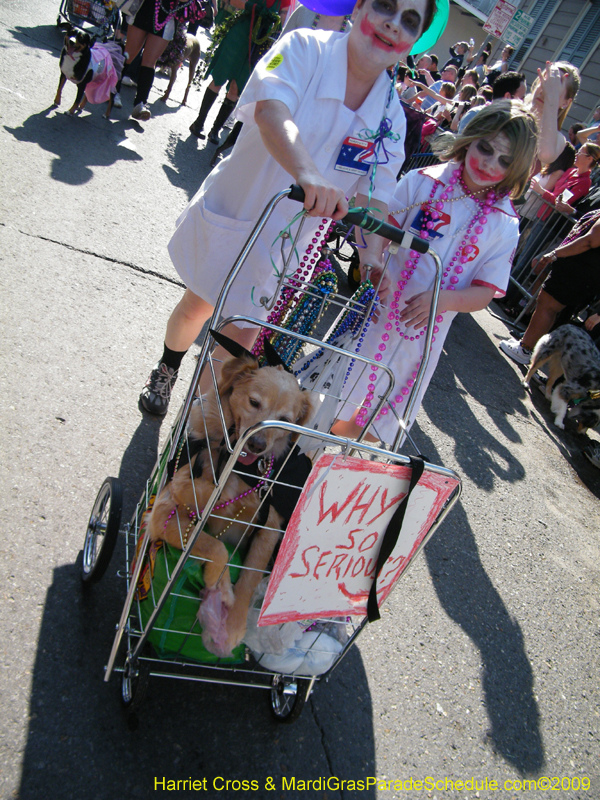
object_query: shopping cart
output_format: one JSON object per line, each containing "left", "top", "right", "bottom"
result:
{"left": 81, "top": 187, "right": 462, "bottom": 723}
{"left": 56, "top": 0, "right": 119, "bottom": 38}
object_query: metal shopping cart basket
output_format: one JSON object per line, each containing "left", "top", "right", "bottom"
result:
{"left": 57, "top": 0, "right": 119, "bottom": 38}
{"left": 80, "top": 186, "right": 462, "bottom": 723}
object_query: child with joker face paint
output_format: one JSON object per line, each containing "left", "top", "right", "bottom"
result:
{"left": 332, "top": 100, "right": 538, "bottom": 442}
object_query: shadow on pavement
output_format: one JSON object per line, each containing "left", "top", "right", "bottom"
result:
{"left": 7, "top": 24, "right": 63, "bottom": 56}
{"left": 409, "top": 426, "right": 545, "bottom": 775}
{"left": 18, "top": 563, "right": 376, "bottom": 800}
{"left": 18, "top": 415, "right": 376, "bottom": 799}
{"left": 162, "top": 129, "right": 218, "bottom": 201}
{"left": 422, "top": 315, "right": 527, "bottom": 490}
{"left": 410, "top": 316, "right": 544, "bottom": 773}
{"left": 5, "top": 108, "right": 143, "bottom": 185}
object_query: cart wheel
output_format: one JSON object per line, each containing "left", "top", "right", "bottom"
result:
{"left": 121, "top": 654, "right": 150, "bottom": 726}
{"left": 270, "top": 676, "right": 310, "bottom": 723}
{"left": 81, "top": 477, "right": 123, "bottom": 584}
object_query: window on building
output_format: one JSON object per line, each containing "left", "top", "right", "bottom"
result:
{"left": 511, "top": 0, "right": 560, "bottom": 67}
{"left": 557, "top": 2, "right": 600, "bottom": 68}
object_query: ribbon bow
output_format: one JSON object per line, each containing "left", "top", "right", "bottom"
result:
{"left": 357, "top": 117, "right": 401, "bottom": 167}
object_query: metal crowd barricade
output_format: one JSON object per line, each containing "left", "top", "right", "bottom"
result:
{"left": 400, "top": 137, "right": 441, "bottom": 175}
{"left": 503, "top": 198, "right": 575, "bottom": 328}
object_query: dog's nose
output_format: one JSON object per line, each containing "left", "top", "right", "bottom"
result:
{"left": 246, "top": 435, "right": 266, "bottom": 454}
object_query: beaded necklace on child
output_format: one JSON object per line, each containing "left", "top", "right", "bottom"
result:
{"left": 355, "top": 162, "right": 505, "bottom": 428}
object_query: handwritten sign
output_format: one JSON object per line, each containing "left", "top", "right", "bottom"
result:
{"left": 258, "top": 455, "right": 460, "bottom": 625}
{"left": 483, "top": 0, "right": 517, "bottom": 38}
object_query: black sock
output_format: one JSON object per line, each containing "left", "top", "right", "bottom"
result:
{"left": 135, "top": 65, "right": 155, "bottom": 106}
{"left": 161, "top": 343, "right": 187, "bottom": 372}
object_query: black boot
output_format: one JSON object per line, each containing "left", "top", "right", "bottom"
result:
{"left": 210, "top": 121, "right": 243, "bottom": 167}
{"left": 189, "top": 87, "right": 219, "bottom": 138}
{"left": 132, "top": 66, "right": 155, "bottom": 119}
{"left": 208, "top": 98, "right": 237, "bottom": 145}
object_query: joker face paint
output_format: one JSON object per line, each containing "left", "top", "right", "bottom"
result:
{"left": 463, "top": 133, "right": 513, "bottom": 193}
{"left": 351, "top": 0, "right": 427, "bottom": 69}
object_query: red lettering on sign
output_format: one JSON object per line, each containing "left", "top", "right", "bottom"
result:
{"left": 358, "top": 531, "right": 378, "bottom": 553}
{"left": 351, "top": 556, "right": 366, "bottom": 578}
{"left": 326, "top": 553, "right": 348, "bottom": 580}
{"left": 337, "top": 528, "right": 360, "bottom": 550}
{"left": 365, "top": 557, "right": 377, "bottom": 578}
{"left": 344, "top": 484, "right": 381, "bottom": 525}
{"left": 317, "top": 480, "right": 365, "bottom": 524}
{"left": 313, "top": 550, "right": 332, "bottom": 580}
{"left": 289, "top": 545, "right": 319, "bottom": 578}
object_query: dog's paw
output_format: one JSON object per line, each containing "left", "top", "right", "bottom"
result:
{"left": 522, "top": 379, "right": 530, "bottom": 389}
{"left": 224, "top": 607, "right": 247, "bottom": 653}
{"left": 554, "top": 419, "right": 565, "bottom": 430}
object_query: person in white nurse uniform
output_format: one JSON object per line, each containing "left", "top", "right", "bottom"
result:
{"left": 139, "top": 0, "right": 439, "bottom": 416}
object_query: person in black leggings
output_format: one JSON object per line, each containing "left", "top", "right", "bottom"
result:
{"left": 118, "top": 0, "right": 202, "bottom": 121}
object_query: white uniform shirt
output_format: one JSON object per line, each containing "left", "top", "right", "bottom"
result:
{"left": 337, "top": 161, "right": 519, "bottom": 441}
{"left": 168, "top": 29, "right": 406, "bottom": 322}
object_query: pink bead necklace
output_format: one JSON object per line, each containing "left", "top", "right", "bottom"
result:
{"left": 154, "top": 0, "right": 196, "bottom": 31}
{"left": 164, "top": 453, "right": 275, "bottom": 544}
{"left": 356, "top": 163, "right": 503, "bottom": 428}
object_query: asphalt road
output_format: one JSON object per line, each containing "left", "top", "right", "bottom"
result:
{"left": 1, "top": 3, "right": 599, "bottom": 799}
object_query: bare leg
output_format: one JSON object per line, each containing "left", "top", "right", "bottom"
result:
{"left": 199, "top": 323, "right": 258, "bottom": 393}
{"left": 122, "top": 24, "right": 148, "bottom": 64}
{"left": 163, "top": 289, "right": 258, "bottom": 387}
{"left": 164, "top": 288, "right": 215, "bottom": 352}
{"left": 140, "top": 32, "right": 170, "bottom": 68}
{"left": 521, "top": 290, "right": 565, "bottom": 351}
{"left": 331, "top": 411, "right": 380, "bottom": 442}
{"left": 225, "top": 79, "right": 239, "bottom": 102}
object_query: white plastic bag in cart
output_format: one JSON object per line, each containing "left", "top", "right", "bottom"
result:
{"left": 244, "top": 580, "right": 343, "bottom": 675}
{"left": 253, "top": 631, "right": 342, "bottom": 676}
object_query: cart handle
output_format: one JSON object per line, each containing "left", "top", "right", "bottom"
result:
{"left": 288, "top": 184, "right": 430, "bottom": 254}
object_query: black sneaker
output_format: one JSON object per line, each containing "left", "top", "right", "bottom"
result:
{"left": 139, "top": 361, "right": 178, "bottom": 415}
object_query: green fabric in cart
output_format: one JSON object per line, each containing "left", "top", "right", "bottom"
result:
{"left": 138, "top": 542, "right": 246, "bottom": 665}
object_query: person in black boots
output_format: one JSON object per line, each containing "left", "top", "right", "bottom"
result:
{"left": 189, "top": 0, "right": 285, "bottom": 144}
{"left": 118, "top": 0, "right": 204, "bottom": 121}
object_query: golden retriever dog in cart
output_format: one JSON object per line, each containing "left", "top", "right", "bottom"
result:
{"left": 148, "top": 338, "right": 314, "bottom": 656}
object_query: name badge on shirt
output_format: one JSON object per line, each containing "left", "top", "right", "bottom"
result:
{"left": 410, "top": 207, "right": 451, "bottom": 240}
{"left": 334, "top": 137, "right": 372, "bottom": 175}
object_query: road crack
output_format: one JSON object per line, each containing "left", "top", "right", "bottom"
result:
{"left": 308, "top": 697, "right": 344, "bottom": 800}
{"left": 5, "top": 223, "right": 186, "bottom": 289}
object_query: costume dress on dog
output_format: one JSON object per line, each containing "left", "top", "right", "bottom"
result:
{"left": 83, "top": 42, "right": 125, "bottom": 103}
{"left": 168, "top": 29, "right": 405, "bottom": 322}
{"left": 334, "top": 162, "right": 519, "bottom": 441}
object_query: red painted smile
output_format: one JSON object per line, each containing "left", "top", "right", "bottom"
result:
{"left": 468, "top": 156, "right": 502, "bottom": 183}
{"left": 360, "top": 17, "right": 410, "bottom": 54}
